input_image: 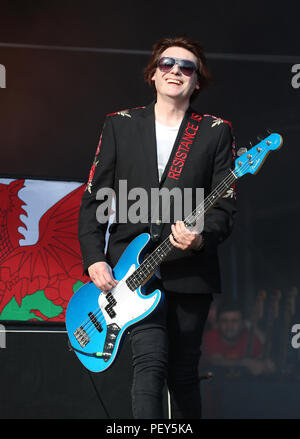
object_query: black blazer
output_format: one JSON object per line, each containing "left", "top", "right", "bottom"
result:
{"left": 78, "top": 101, "right": 237, "bottom": 295}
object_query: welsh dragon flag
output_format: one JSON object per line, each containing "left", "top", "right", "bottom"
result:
{"left": 0, "top": 178, "right": 91, "bottom": 323}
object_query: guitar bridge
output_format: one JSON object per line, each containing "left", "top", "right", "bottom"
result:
{"left": 74, "top": 326, "right": 90, "bottom": 348}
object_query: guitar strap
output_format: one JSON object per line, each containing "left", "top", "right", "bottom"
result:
{"left": 150, "top": 111, "right": 203, "bottom": 242}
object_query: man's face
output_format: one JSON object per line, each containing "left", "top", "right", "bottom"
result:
{"left": 218, "top": 311, "right": 243, "bottom": 341}
{"left": 151, "top": 46, "right": 200, "bottom": 104}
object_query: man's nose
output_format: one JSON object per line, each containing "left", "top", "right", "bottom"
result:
{"left": 170, "top": 63, "right": 181, "bottom": 74}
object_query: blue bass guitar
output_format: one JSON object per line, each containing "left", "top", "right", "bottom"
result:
{"left": 65, "top": 132, "right": 283, "bottom": 372}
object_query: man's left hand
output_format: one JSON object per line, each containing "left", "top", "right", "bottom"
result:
{"left": 170, "top": 221, "right": 203, "bottom": 250}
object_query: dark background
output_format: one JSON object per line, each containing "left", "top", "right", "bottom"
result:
{"left": 0, "top": 0, "right": 299, "bottom": 419}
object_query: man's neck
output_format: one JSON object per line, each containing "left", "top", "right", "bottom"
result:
{"left": 154, "top": 97, "right": 190, "bottom": 127}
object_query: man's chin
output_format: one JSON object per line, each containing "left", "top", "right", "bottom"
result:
{"left": 163, "top": 92, "right": 188, "bottom": 102}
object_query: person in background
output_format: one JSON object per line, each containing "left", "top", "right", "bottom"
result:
{"left": 201, "top": 301, "right": 275, "bottom": 376}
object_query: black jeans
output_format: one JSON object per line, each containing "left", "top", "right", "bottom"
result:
{"left": 129, "top": 280, "right": 213, "bottom": 419}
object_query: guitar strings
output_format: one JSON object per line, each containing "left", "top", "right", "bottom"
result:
{"left": 79, "top": 172, "right": 238, "bottom": 339}
{"left": 129, "top": 169, "right": 237, "bottom": 285}
{"left": 78, "top": 151, "right": 256, "bottom": 339}
{"left": 76, "top": 277, "right": 127, "bottom": 336}
{"left": 75, "top": 143, "right": 270, "bottom": 342}
{"left": 77, "top": 147, "right": 261, "bottom": 338}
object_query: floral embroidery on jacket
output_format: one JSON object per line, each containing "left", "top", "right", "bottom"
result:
{"left": 86, "top": 129, "right": 103, "bottom": 193}
{"left": 86, "top": 158, "right": 99, "bottom": 193}
{"left": 203, "top": 114, "right": 233, "bottom": 129}
{"left": 118, "top": 110, "right": 131, "bottom": 118}
{"left": 107, "top": 108, "right": 131, "bottom": 118}
{"left": 211, "top": 118, "right": 224, "bottom": 127}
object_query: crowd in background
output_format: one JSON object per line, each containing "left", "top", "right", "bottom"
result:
{"left": 199, "top": 288, "right": 300, "bottom": 417}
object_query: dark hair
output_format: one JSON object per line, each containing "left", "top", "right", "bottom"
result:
{"left": 144, "top": 35, "right": 213, "bottom": 99}
{"left": 216, "top": 301, "right": 244, "bottom": 321}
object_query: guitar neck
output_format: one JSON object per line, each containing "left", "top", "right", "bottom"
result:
{"left": 126, "top": 169, "right": 238, "bottom": 290}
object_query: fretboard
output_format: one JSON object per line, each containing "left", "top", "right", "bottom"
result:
{"left": 126, "top": 169, "right": 237, "bottom": 291}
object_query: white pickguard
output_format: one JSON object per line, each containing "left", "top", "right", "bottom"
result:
{"left": 97, "top": 265, "right": 158, "bottom": 329}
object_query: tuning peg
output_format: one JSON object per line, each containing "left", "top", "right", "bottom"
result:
{"left": 237, "top": 147, "right": 248, "bottom": 157}
{"left": 266, "top": 128, "right": 273, "bottom": 134}
{"left": 257, "top": 135, "right": 264, "bottom": 142}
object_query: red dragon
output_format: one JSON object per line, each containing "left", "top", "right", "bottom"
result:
{"left": 0, "top": 179, "right": 89, "bottom": 322}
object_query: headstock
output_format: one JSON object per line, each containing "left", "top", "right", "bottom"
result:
{"left": 234, "top": 133, "right": 283, "bottom": 178}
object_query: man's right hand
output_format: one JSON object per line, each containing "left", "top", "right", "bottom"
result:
{"left": 88, "top": 261, "right": 118, "bottom": 292}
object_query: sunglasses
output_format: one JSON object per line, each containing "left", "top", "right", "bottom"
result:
{"left": 157, "top": 57, "right": 198, "bottom": 77}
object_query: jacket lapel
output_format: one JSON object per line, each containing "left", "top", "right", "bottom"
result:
{"left": 136, "top": 101, "right": 160, "bottom": 189}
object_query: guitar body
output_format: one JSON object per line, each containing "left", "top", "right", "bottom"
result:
{"left": 65, "top": 233, "right": 163, "bottom": 372}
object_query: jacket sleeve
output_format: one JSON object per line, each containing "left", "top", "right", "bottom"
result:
{"left": 78, "top": 116, "right": 116, "bottom": 274}
{"left": 201, "top": 122, "right": 237, "bottom": 253}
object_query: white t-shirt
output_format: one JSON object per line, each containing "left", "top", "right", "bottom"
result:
{"left": 155, "top": 120, "right": 181, "bottom": 181}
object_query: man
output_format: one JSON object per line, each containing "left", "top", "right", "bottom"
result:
{"left": 201, "top": 301, "right": 275, "bottom": 376}
{"left": 78, "top": 36, "right": 237, "bottom": 419}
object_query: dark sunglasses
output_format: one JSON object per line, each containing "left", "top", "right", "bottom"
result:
{"left": 157, "top": 57, "right": 198, "bottom": 77}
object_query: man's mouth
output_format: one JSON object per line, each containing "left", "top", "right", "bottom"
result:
{"left": 166, "top": 79, "right": 183, "bottom": 85}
